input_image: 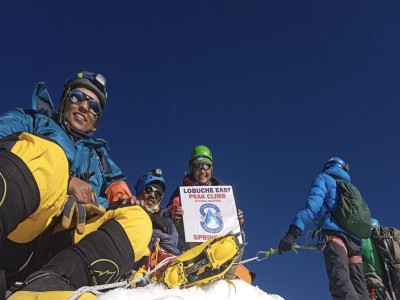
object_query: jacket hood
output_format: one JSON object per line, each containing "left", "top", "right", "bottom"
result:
{"left": 324, "top": 166, "right": 351, "bottom": 182}
{"left": 32, "top": 82, "right": 55, "bottom": 118}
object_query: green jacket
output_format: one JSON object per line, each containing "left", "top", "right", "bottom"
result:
{"left": 361, "top": 235, "right": 385, "bottom": 289}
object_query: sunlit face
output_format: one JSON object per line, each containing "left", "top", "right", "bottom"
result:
{"left": 192, "top": 166, "right": 212, "bottom": 185}
{"left": 140, "top": 185, "right": 163, "bottom": 212}
{"left": 63, "top": 87, "right": 100, "bottom": 133}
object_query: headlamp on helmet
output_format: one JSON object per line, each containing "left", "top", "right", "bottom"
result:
{"left": 62, "top": 71, "right": 108, "bottom": 111}
{"left": 134, "top": 169, "right": 166, "bottom": 197}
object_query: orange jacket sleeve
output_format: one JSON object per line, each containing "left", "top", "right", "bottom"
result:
{"left": 105, "top": 181, "right": 133, "bottom": 205}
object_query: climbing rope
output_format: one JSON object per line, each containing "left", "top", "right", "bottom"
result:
{"left": 239, "top": 243, "right": 320, "bottom": 265}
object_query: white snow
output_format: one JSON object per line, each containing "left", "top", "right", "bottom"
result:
{"left": 98, "top": 279, "right": 284, "bottom": 300}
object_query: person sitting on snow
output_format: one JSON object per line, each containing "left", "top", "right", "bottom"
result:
{"left": 132, "top": 169, "right": 183, "bottom": 256}
{"left": 0, "top": 71, "right": 152, "bottom": 299}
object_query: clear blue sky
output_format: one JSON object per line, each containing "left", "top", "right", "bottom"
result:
{"left": 1, "top": 1, "right": 399, "bottom": 299}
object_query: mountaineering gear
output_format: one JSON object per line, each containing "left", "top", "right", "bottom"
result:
{"left": 192, "top": 163, "right": 212, "bottom": 171}
{"left": 190, "top": 157, "right": 213, "bottom": 173}
{"left": 68, "top": 256, "right": 176, "bottom": 300}
{"left": 278, "top": 225, "right": 302, "bottom": 255}
{"left": 189, "top": 145, "right": 213, "bottom": 164}
{"left": 0, "top": 271, "right": 5, "bottom": 300}
{"left": 322, "top": 156, "right": 349, "bottom": 173}
{"left": 292, "top": 165, "right": 363, "bottom": 242}
{"left": 135, "top": 168, "right": 182, "bottom": 256}
{"left": 189, "top": 145, "right": 213, "bottom": 173}
{"left": 0, "top": 75, "right": 140, "bottom": 298}
{"left": 135, "top": 169, "right": 166, "bottom": 214}
{"left": 105, "top": 181, "right": 134, "bottom": 205}
{"left": 150, "top": 214, "right": 173, "bottom": 235}
{"left": 285, "top": 158, "right": 369, "bottom": 300}
{"left": 135, "top": 169, "right": 166, "bottom": 197}
{"left": 361, "top": 219, "right": 388, "bottom": 300}
{"left": 128, "top": 237, "right": 179, "bottom": 289}
{"left": 0, "top": 133, "right": 69, "bottom": 244}
{"left": 243, "top": 243, "right": 319, "bottom": 264}
{"left": 143, "top": 185, "right": 163, "bottom": 200}
{"left": 373, "top": 226, "right": 400, "bottom": 300}
{"left": 162, "top": 233, "right": 242, "bottom": 288}
{"left": 8, "top": 207, "right": 153, "bottom": 299}
{"left": 70, "top": 205, "right": 152, "bottom": 262}
{"left": 68, "top": 90, "right": 102, "bottom": 115}
{"left": 62, "top": 71, "right": 107, "bottom": 110}
{"left": 65, "top": 242, "right": 318, "bottom": 300}
{"left": 323, "top": 232, "right": 369, "bottom": 300}
{"left": 8, "top": 221, "right": 130, "bottom": 298}
{"left": 61, "top": 196, "right": 106, "bottom": 235}
{"left": 0, "top": 151, "right": 40, "bottom": 242}
{"left": 370, "top": 218, "right": 381, "bottom": 230}
{"left": 4, "top": 204, "right": 152, "bottom": 295}
{"left": 329, "top": 177, "right": 371, "bottom": 239}
{"left": 166, "top": 174, "right": 245, "bottom": 280}
{"left": 150, "top": 209, "right": 183, "bottom": 256}
{"left": 361, "top": 234, "right": 386, "bottom": 297}
{"left": 369, "top": 288, "right": 386, "bottom": 300}
{"left": 0, "top": 82, "right": 128, "bottom": 209}
{"left": 19, "top": 233, "right": 242, "bottom": 299}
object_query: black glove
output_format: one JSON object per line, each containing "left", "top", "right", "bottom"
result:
{"left": 278, "top": 224, "right": 302, "bottom": 255}
{"left": 150, "top": 213, "right": 172, "bottom": 234}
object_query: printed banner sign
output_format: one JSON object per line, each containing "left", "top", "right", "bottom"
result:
{"left": 180, "top": 185, "right": 242, "bottom": 243}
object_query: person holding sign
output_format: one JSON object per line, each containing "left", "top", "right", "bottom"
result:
{"left": 166, "top": 145, "right": 247, "bottom": 281}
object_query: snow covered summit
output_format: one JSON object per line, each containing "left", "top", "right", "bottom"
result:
{"left": 99, "top": 279, "right": 284, "bottom": 300}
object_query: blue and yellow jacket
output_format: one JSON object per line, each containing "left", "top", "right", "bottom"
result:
{"left": 0, "top": 83, "right": 125, "bottom": 208}
{"left": 292, "top": 166, "right": 361, "bottom": 242}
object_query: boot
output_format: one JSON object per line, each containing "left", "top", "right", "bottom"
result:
{"left": 162, "top": 232, "right": 244, "bottom": 288}
{"left": 8, "top": 219, "right": 135, "bottom": 298}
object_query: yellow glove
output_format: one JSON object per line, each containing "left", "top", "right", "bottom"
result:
{"left": 61, "top": 196, "right": 106, "bottom": 234}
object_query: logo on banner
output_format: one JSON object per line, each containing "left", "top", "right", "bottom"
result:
{"left": 199, "top": 203, "right": 223, "bottom": 233}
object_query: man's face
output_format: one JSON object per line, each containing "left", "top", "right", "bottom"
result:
{"left": 63, "top": 87, "right": 100, "bottom": 133}
{"left": 192, "top": 165, "right": 212, "bottom": 185}
{"left": 140, "top": 185, "right": 163, "bottom": 212}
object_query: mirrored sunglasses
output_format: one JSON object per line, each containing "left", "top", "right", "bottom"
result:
{"left": 192, "top": 163, "right": 212, "bottom": 171}
{"left": 69, "top": 90, "right": 102, "bottom": 115}
{"left": 143, "top": 185, "right": 163, "bottom": 200}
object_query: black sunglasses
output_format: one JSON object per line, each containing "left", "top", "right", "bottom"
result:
{"left": 192, "top": 163, "right": 212, "bottom": 171}
{"left": 143, "top": 185, "right": 163, "bottom": 200}
{"left": 69, "top": 90, "right": 102, "bottom": 115}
